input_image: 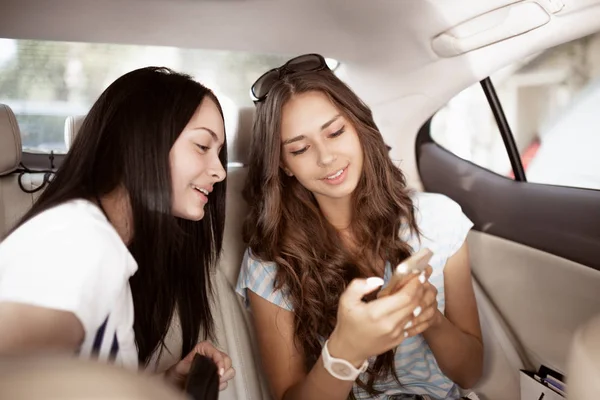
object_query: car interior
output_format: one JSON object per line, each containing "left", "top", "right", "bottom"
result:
{"left": 1, "top": 1, "right": 600, "bottom": 399}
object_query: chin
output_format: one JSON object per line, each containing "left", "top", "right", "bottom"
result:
{"left": 173, "top": 207, "right": 205, "bottom": 221}
{"left": 188, "top": 210, "right": 205, "bottom": 221}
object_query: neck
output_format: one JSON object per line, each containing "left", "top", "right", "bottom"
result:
{"left": 315, "top": 194, "right": 353, "bottom": 232}
{"left": 97, "top": 187, "right": 133, "bottom": 245}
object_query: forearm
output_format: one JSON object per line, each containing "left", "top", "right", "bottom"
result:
{"left": 283, "top": 354, "right": 354, "bottom": 400}
{"left": 0, "top": 303, "right": 83, "bottom": 354}
{"left": 422, "top": 311, "right": 483, "bottom": 388}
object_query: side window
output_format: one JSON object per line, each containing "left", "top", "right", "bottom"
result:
{"left": 430, "top": 32, "right": 600, "bottom": 190}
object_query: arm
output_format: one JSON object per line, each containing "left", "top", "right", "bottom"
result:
{"left": 248, "top": 291, "right": 355, "bottom": 400}
{"left": 0, "top": 302, "right": 84, "bottom": 354}
{"left": 0, "top": 211, "right": 132, "bottom": 357}
{"left": 249, "top": 277, "right": 426, "bottom": 400}
{"left": 421, "top": 241, "right": 483, "bottom": 388}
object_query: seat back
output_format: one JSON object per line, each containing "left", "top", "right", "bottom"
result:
{"left": 63, "top": 115, "right": 86, "bottom": 151}
{"left": 567, "top": 313, "right": 600, "bottom": 399}
{"left": 0, "top": 104, "right": 48, "bottom": 238}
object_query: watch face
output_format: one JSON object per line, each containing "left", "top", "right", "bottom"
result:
{"left": 331, "top": 362, "right": 353, "bottom": 377}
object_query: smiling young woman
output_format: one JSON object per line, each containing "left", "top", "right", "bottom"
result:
{"left": 0, "top": 67, "right": 235, "bottom": 392}
{"left": 236, "top": 54, "right": 483, "bottom": 400}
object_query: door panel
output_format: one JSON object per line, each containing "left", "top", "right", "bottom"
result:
{"left": 416, "top": 124, "right": 600, "bottom": 271}
{"left": 416, "top": 104, "right": 600, "bottom": 398}
{"left": 468, "top": 231, "right": 600, "bottom": 372}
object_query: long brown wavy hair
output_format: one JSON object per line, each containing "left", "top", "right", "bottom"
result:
{"left": 243, "top": 67, "right": 419, "bottom": 397}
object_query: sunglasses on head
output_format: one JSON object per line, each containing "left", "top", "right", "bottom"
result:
{"left": 250, "top": 53, "right": 330, "bottom": 103}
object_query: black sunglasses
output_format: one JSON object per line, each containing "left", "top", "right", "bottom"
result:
{"left": 250, "top": 53, "right": 329, "bottom": 102}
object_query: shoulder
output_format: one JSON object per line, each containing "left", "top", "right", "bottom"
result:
{"left": 407, "top": 192, "right": 473, "bottom": 265}
{"left": 2, "top": 199, "right": 130, "bottom": 263}
{"left": 0, "top": 199, "right": 136, "bottom": 334}
{"left": 235, "top": 248, "right": 293, "bottom": 311}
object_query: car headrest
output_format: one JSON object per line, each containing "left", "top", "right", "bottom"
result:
{"left": 63, "top": 107, "right": 254, "bottom": 165}
{"left": 567, "top": 313, "right": 600, "bottom": 399}
{"left": 228, "top": 107, "right": 254, "bottom": 165}
{"left": 64, "top": 115, "right": 86, "bottom": 150}
{"left": 63, "top": 106, "right": 255, "bottom": 164}
{"left": 0, "top": 104, "right": 22, "bottom": 175}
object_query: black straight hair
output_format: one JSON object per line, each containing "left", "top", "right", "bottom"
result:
{"left": 11, "top": 66, "right": 228, "bottom": 364}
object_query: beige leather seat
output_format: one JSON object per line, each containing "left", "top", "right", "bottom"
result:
{"left": 64, "top": 115, "right": 85, "bottom": 151}
{"left": 566, "top": 313, "right": 600, "bottom": 399}
{"left": 0, "top": 104, "right": 48, "bottom": 238}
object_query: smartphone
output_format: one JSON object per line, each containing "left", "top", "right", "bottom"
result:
{"left": 184, "top": 354, "right": 220, "bottom": 400}
{"left": 376, "top": 248, "right": 433, "bottom": 298}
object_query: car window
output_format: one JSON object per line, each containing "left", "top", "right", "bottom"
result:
{"left": 0, "top": 39, "right": 337, "bottom": 155}
{"left": 430, "top": 32, "right": 600, "bottom": 190}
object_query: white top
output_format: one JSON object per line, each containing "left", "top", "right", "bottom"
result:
{"left": 0, "top": 199, "right": 139, "bottom": 369}
{"left": 236, "top": 192, "right": 474, "bottom": 399}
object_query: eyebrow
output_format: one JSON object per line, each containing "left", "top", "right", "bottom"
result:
{"left": 282, "top": 114, "right": 342, "bottom": 146}
{"left": 193, "top": 127, "right": 224, "bottom": 147}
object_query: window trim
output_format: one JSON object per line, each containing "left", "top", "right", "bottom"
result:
{"left": 479, "top": 77, "right": 527, "bottom": 182}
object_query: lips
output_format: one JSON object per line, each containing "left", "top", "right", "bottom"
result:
{"left": 192, "top": 186, "right": 209, "bottom": 196}
{"left": 322, "top": 165, "right": 348, "bottom": 180}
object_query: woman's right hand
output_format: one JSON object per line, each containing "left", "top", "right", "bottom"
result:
{"left": 327, "top": 275, "right": 426, "bottom": 366}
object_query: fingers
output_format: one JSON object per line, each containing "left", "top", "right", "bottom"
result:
{"left": 404, "top": 283, "right": 439, "bottom": 336}
{"left": 368, "top": 276, "right": 425, "bottom": 320}
{"left": 218, "top": 365, "right": 236, "bottom": 391}
{"left": 222, "top": 353, "right": 232, "bottom": 373}
{"left": 193, "top": 342, "right": 226, "bottom": 372}
{"left": 379, "top": 279, "right": 438, "bottom": 338}
{"left": 341, "top": 277, "right": 384, "bottom": 306}
{"left": 404, "top": 307, "right": 438, "bottom": 337}
{"left": 423, "top": 265, "right": 433, "bottom": 280}
{"left": 220, "top": 367, "right": 236, "bottom": 383}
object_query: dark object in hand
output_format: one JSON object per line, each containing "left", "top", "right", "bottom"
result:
{"left": 184, "top": 354, "right": 220, "bottom": 400}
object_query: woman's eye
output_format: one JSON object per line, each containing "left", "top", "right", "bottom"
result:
{"left": 330, "top": 126, "right": 345, "bottom": 138}
{"left": 196, "top": 144, "right": 210, "bottom": 153}
{"left": 291, "top": 147, "right": 308, "bottom": 156}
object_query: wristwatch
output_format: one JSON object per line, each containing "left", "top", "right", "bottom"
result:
{"left": 321, "top": 340, "right": 369, "bottom": 381}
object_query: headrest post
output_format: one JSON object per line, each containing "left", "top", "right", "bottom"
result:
{"left": 49, "top": 151, "right": 55, "bottom": 169}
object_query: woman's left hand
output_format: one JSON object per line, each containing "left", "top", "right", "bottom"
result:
{"left": 164, "top": 341, "right": 236, "bottom": 391}
{"left": 403, "top": 267, "right": 443, "bottom": 337}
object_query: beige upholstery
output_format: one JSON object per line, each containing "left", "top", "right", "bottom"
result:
{"left": 64, "top": 115, "right": 85, "bottom": 150}
{"left": 468, "top": 276, "right": 526, "bottom": 400}
{"left": 567, "top": 313, "right": 600, "bottom": 399}
{"left": 0, "top": 104, "right": 47, "bottom": 238}
{"left": 0, "top": 104, "right": 21, "bottom": 176}
{"left": 468, "top": 231, "right": 600, "bottom": 373}
{"left": 229, "top": 107, "right": 254, "bottom": 166}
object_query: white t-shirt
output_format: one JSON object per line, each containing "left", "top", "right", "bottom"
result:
{"left": 0, "top": 199, "right": 139, "bottom": 369}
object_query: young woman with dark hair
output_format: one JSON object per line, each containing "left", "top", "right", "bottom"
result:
{"left": 0, "top": 67, "right": 235, "bottom": 391}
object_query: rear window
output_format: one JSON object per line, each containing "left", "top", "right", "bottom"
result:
{"left": 0, "top": 39, "right": 337, "bottom": 154}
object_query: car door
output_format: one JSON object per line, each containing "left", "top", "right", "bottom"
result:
{"left": 415, "top": 31, "right": 600, "bottom": 391}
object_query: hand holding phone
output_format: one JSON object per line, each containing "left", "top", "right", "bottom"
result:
{"left": 184, "top": 354, "right": 220, "bottom": 400}
{"left": 377, "top": 248, "right": 433, "bottom": 298}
